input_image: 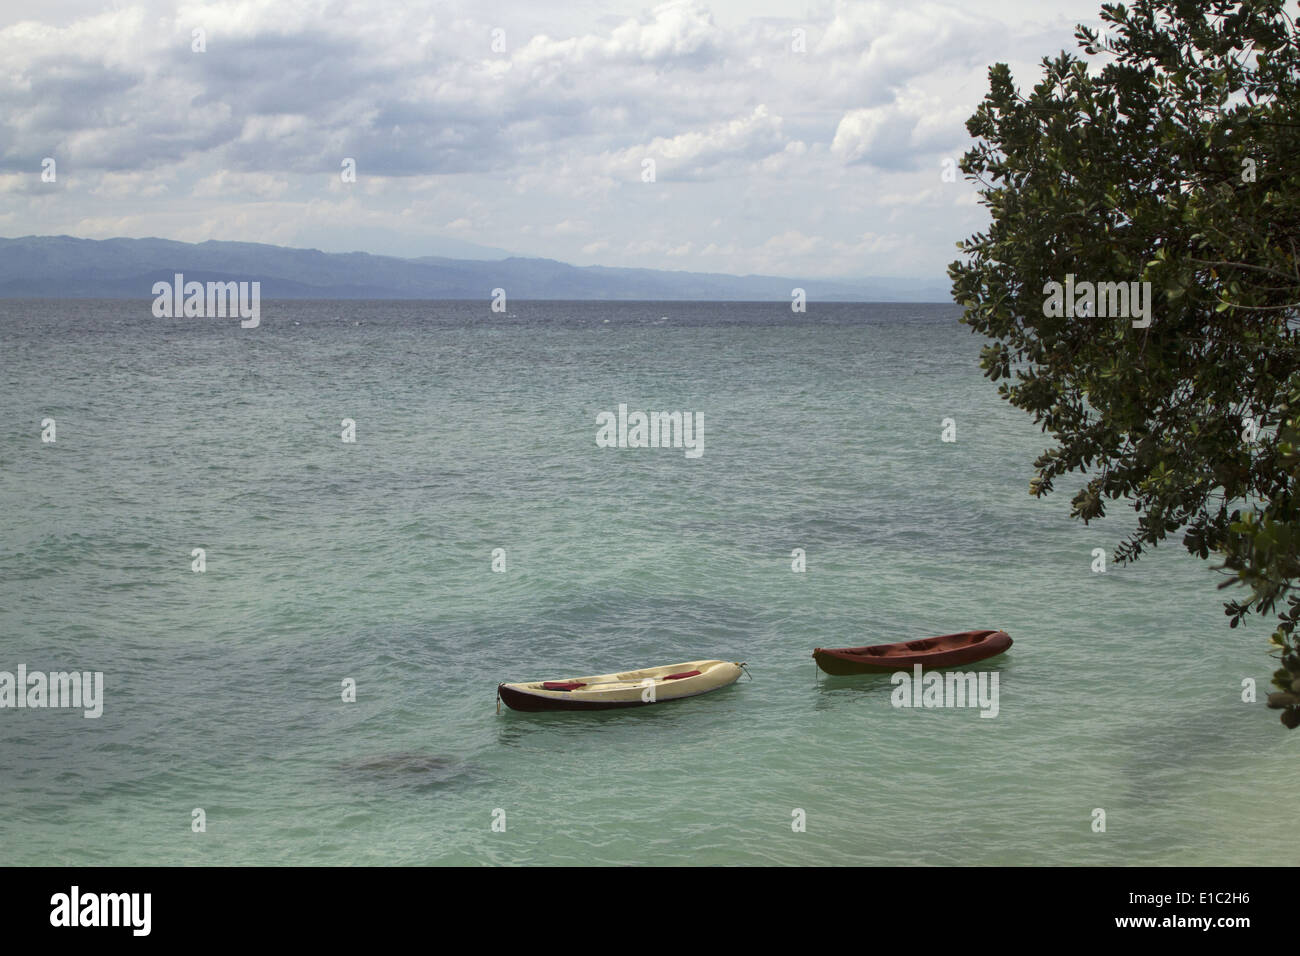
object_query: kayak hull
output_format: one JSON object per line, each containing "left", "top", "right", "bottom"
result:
{"left": 814, "top": 630, "right": 1012, "bottom": 675}
{"left": 498, "top": 660, "right": 743, "bottom": 712}
{"left": 498, "top": 685, "right": 651, "bottom": 712}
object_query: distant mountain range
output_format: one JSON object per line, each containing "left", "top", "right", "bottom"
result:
{"left": 0, "top": 235, "right": 952, "bottom": 302}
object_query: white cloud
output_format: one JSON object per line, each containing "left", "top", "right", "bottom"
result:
{"left": 832, "top": 90, "right": 970, "bottom": 169}
{"left": 0, "top": 0, "right": 1105, "bottom": 278}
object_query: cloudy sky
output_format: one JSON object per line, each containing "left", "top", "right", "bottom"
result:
{"left": 2, "top": 0, "right": 1104, "bottom": 280}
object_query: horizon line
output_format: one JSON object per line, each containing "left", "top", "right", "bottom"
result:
{"left": 0, "top": 233, "right": 949, "bottom": 287}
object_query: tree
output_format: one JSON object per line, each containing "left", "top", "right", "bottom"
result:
{"left": 949, "top": 0, "right": 1300, "bottom": 726}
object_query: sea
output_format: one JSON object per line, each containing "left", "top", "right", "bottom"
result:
{"left": 0, "top": 298, "right": 1292, "bottom": 865}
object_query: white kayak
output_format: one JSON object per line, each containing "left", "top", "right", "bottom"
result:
{"left": 497, "top": 659, "right": 745, "bottom": 712}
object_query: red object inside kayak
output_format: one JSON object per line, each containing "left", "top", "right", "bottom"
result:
{"left": 542, "top": 681, "right": 587, "bottom": 691}
{"left": 663, "top": 670, "right": 702, "bottom": 680}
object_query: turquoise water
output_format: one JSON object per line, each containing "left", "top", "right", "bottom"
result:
{"left": 0, "top": 298, "right": 1291, "bottom": 865}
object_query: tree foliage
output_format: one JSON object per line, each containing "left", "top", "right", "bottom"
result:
{"left": 949, "top": 0, "right": 1300, "bottom": 725}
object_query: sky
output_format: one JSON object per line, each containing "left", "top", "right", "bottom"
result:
{"left": 1, "top": 0, "right": 1107, "bottom": 280}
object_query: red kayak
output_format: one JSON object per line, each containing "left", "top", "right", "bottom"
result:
{"left": 813, "top": 630, "right": 1012, "bottom": 675}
